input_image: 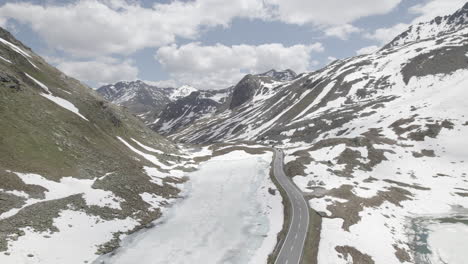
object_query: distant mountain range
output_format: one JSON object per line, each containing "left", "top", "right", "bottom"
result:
{"left": 97, "top": 69, "right": 297, "bottom": 132}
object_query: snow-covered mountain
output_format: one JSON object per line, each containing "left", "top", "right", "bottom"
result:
{"left": 151, "top": 70, "right": 294, "bottom": 135}
{"left": 258, "top": 69, "right": 297, "bottom": 81}
{"left": 385, "top": 2, "right": 468, "bottom": 49}
{"left": 97, "top": 80, "right": 172, "bottom": 123}
{"left": 168, "top": 84, "right": 198, "bottom": 100}
{"left": 158, "top": 4, "right": 468, "bottom": 263}
{"left": 98, "top": 69, "right": 297, "bottom": 133}
{"left": 151, "top": 88, "right": 230, "bottom": 135}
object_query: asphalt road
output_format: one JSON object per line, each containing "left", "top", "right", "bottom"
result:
{"left": 272, "top": 148, "right": 310, "bottom": 264}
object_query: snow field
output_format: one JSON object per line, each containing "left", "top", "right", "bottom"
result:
{"left": 99, "top": 150, "right": 283, "bottom": 264}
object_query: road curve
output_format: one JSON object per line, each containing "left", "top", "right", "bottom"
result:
{"left": 272, "top": 148, "right": 310, "bottom": 264}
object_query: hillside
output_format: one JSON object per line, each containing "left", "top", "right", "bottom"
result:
{"left": 159, "top": 4, "right": 468, "bottom": 263}
{"left": 0, "top": 27, "right": 201, "bottom": 263}
{"left": 2, "top": 2, "right": 468, "bottom": 264}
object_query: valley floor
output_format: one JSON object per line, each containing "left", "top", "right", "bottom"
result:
{"left": 96, "top": 149, "right": 283, "bottom": 264}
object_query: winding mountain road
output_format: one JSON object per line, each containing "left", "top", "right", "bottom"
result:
{"left": 272, "top": 148, "right": 310, "bottom": 264}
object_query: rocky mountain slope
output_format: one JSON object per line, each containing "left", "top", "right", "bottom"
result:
{"left": 160, "top": 4, "right": 468, "bottom": 263}
{"left": 98, "top": 69, "right": 296, "bottom": 136}
{"left": 258, "top": 69, "right": 297, "bottom": 81}
{"left": 150, "top": 88, "right": 230, "bottom": 135}
{"left": 0, "top": 27, "right": 202, "bottom": 263}
{"left": 97, "top": 80, "right": 172, "bottom": 124}
{"left": 385, "top": 2, "right": 468, "bottom": 49}
{"left": 150, "top": 69, "right": 296, "bottom": 135}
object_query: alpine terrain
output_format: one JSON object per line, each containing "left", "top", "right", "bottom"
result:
{"left": 1, "top": 1, "right": 468, "bottom": 264}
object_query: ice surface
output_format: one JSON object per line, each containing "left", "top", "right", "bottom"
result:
{"left": 98, "top": 150, "right": 282, "bottom": 264}
{"left": 427, "top": 222, "right": 468, "bottom": 264}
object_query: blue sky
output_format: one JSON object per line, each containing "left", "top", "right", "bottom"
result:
{"left": 0, "top": 0, "right": 466, "bottom": 89}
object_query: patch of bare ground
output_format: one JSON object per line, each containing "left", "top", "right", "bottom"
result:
{"left": 301, "top": 209, "right": 322, "bottom": 264}
{"left": 326, "top": 184, "right": 412, "bottom": 231}
{"left": 335, "top": 246, "right": 375, "bottom": 264}
{"left": 393, "top": 244, "right": 412, "bottom": 263}
{"left": 286, "top": 131, "right": 398, "bottom": 179}
{"left": 390, "top": 116, "right": 455, "bottom": 141}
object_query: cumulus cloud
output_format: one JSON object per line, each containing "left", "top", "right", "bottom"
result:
{"left": 409, "top": 0, "right": 467, "bottom": 23}
{"left": 0, "top": 0, "right": 268, "bottom": 57}
{"left": 155, "top": 42, "right": 324, "bottom": 89}
{"left": 265, "top": 0, "right": 401, "bottom": 25}
{"left": 356, "top": 45, "right": 379, "bottom": 55}
{"left": 143, "top": 79, "right": 179, "bottom": 88}
{"left": 325, "top": 24, "right": 362, "bottom": 39}
{"left": 365, "top": 23, "right": 409, "bottom": 44}
{"left": 55, "top": 57, "right": 138, "bottom": 86}
{"left": 0, "top": 0, "right": 401, "bottom": 58}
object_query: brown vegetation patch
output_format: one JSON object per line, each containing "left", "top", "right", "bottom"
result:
{"left": 335, "top": 246, "right": 375, "bottom": 264}
{"left": 393, "top": 244, "right": 412, "bottom": 263}
{"left": 326, "top": 185, "right": 412, "bottom": 230}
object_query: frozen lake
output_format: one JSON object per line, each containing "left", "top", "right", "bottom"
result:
{"left": 409, "top": 212, "right": 468, "bottom": 264}
{"left": 97, "top": 150, "right": 283, "bottom": 264}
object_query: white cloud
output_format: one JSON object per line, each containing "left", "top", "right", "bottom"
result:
{"left": 365, "top": 23, "right": 409, "bottom": 44}
{"left": 356, "top": 45, "right": 379, "bottom": 55}
{"left": 55, "top": 57, "right": 138, "bottom": 86}
{"left": 143, "top": 79, "right": 178, "bottom": 88}
{"left": 0, "top": 0, "right": 402, "bottom": 58}
{"left": 0, "top": 0, "right": 268, "bottom": 57}
{"left": 409, "top": 0, "right": 467, "bottom": 23}
{"left": 325, "top": 24, "right": 361, "bottom": 39}
{"left": 265, "top": 0, "right": 401, "bottom": 25}
{"left": 155, "top": 42, "right": 323, "bottom": 89}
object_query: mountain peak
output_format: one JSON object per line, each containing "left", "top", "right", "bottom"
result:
{"left": 170, "top": 84, "right": 198, "bottom": 100}
{"left": 384, "top": 2, "right": 468, "bottom": 49}
{"left": 258, "top": 69, "right": 297, "bottom": 81}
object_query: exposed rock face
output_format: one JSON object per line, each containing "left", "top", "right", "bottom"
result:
{"left": 258, "top": 69, "right": 297, "bottom": 81}
{"left": 229, "top": 75, "right": 262, "bottom": 109}
{"left": 97, "top": 80, "right": 172, "bottom": 123}
{"left": 151, "top": 91, "right": 221, "bottom": 135}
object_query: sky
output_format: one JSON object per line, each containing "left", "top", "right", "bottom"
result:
{"left": 0, "top": 0, "right": 466, "bottom": 89}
